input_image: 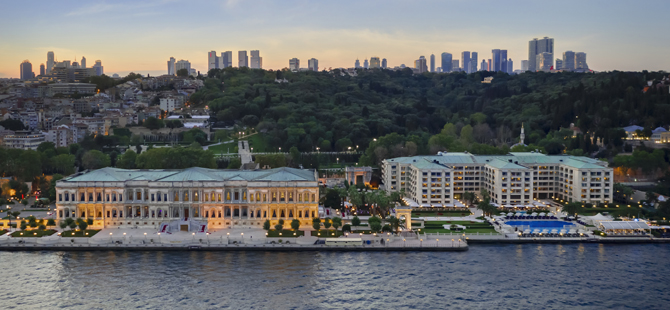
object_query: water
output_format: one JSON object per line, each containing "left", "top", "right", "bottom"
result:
{"left": 1, "top": 244, "right": 669, "bottom": 309}
{"left": 505, "top": 221, "right": 575, "bottom": 228}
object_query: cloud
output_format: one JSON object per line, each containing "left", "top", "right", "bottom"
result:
{"left": 65, "top": 0, "right": 178, "bottom": 17}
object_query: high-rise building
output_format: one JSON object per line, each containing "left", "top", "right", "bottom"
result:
{"left": 461, "top": 51, "right": 471, "bottom": 74}
{"left": 430, "top": 54, "right": 435, "bottom": 72}
{"left": 471, "top": 52, "right": 478, "bottom": 72}
{"left": 415, "top": 56, "right": 427, "bottom": 73}
{"left": 536, "top": 52, "right": 553, "bottom": 71}
{"left": 289, "top": 58, "right": 300, "bottom": 71}
{"left": 381, "top": 58, "right": 387, "bottom": 69}
{"left": 528, "top": 37, "right": 554, "bottom": 72}
{"left": 562, "top": 51, "right": 575, "bottom": 70}
{"left": 491, "top": 49, "right": 508, "bottom": 72}
{"left": 238, "top": 51, "right": 248, "bottom": 67}
{"left": 308, "top": 58, "right": 318, "bottom": 71}
{"left": 93, "top": 60, "right": 104, "bottom": 76}
{"left": 441, "top": 53, "right": 453, "bottom": 72}
{"left": 221, "top": 51, "right": 233, "bottom": 68}
{"left": 250, "top": 50, "right": 262, "bottom": 69}
{"left": 175, "top": 60, "right": 191, "bottom": 75}
{"left": 167, "top": 57, "right": 176, "bottom": 75}
{"left": 46, "top": 51, "right": 55, "bottom": 74}
{"left": 507, "top": 59, "right": 514, "bottom": 74}
{"left": 555, "top": 59, "right": 563, "bottom": 70}
{"left": 487, "top": 59, "right": 492, "bottom": 71}
{"left": 208, "top": 51, "right": 219, "bottom": 71}
{"left": 452, "top": 59, "right": 459, "bottom": 71}
{"left": 80, "top": 56, "right": 86, "bottom": 69}
{"left": 72, "top": 61, "right": 79, "bottom": 69}
{"left": 355, "top": 59, "right": 361, "bottom": 68}
{"left": 364, "top": 59, "right": 369, "bottom": 69}
{"left": 370, "top": 57, "right": 381, "bottom": 69}
{"left": 39, "top": 64, "right": 45, "bottom": 76}
{"left": 480, "top": 59, "right": 487, "bottom": 71}
{"left": 575, "top": 52, "right": 588, "bottom": 70}
{"left": 20, "top": 60, "right": 34, "bottom": 80}
{"left": 521, "top": 60, "right": 529, "bottom": 71}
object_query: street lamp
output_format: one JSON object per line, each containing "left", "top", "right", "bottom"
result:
{"left": 158, "top": 232, "right": 161, "bottom": 243}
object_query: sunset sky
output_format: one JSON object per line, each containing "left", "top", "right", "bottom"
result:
{"left": 1, "top": 0, "right": 669, "bottom": 78}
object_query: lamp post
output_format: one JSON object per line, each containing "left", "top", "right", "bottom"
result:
{"left": 451, "top": 238, "right": 454, "bottom": 247}
{"left": 241, "top": 232, "right": 244, "bottom": 244}
{"left": 403, "top": 238, "right": 406, "bottom": 247}
{"left": 158, "top": 232, "right": 161, "bottom": 243}
{"left": 109, "top": 232, "right": 113, "bottom": 243}
{"left": 420, "top": 239, "right": 423, "bottom": 247}
{"left": 144, "top": 232, "right": 147, "bottom": 243}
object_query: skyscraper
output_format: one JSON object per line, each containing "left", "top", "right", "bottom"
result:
{"left": 175, "top": 60, "right": 191, "bottom": 75}
{"left": 221, "top": 51, "right": 232, "bottom": 68}
{"left": 80, "top": 56, "right": 86, "bottom": 69}
{"left": 491, "top": 49, "right": 501, "bottom": 72}
{"left": 461, "top": 51, "right": 471, "bottom": 74}
{"left": 487, "top": 59, "right": 492, "bottom": 71}
{"left": 289, "top": 58, "right": 300, "bottom": 71}
{"left": 441, "top": 53, "right": 453, "bottom": 72}
{"left": 364, "top": 59, "right": 369, "bottom": 69}
{"left": 250, "top": 50, "right": 262, "bottom": 69}
{"left": 507, "top": 59, "right": 513, "bottom": 74}
{"left": 562, "top": 51, "right": 575, "bottom": 70}
{"left": 370, "top": 57, "right": 381, "bottom": 69}
{"left": 208, "top": 51, "right": 219, "bottom": 71}
{"left": 415, "top": 56, "right": 427, "bottom": 73}
{"left": 20, "top": 60, "right": 34, "bottom": 80}
{"left": 39, "top": 64, "right": 45, "bottom": 76}
{"left": 520, "top": 60, "right": 529, "bottom": 71}
{"left": 452, "top": 59, "right": 459, "bottom": 71}
{"left": 167, "top": 57, "right": 176, "bottom": 75}
{"left": 308, "top": 58, "right": 318, "bottom": 71}
{"left": 501, "top": 50, "right": 508, "bottom": 73}
{"left": 355, "top": 59, "right": 361, "bottom": 68}
{"left": 536, "top": 52, "right": 553, "bottom": 71}
{"left": 94, "top": 60, "right": 104, "bottom": 76}
{"left": 471, "top": 52, "right": 478, "bottom": 72}
{"left": 381, "top": 58, "right": 387, "bottom": 69}
{"left": 575, "top": 52, "right": 588, "bottom": 70}
{"left": 480, "top": 59, "right": 487, "bottom": 71}
{"left": 47, "top": 51, "right": 55, "bottom": 74}
{"left": 238, "top": 51, "right": 248, "bottom": 67}
{"left": 430, "top": 54, "right": 435, "bottom": 72}
{"left": 555, "top": 59, "right": 563, "bottom": 70}
{"left": 528, "top": 37, "right": 554, "bottom": 72}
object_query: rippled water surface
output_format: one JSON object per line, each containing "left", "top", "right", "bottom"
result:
{"left": 1, "top": 244, "right": 669, "bottom": 309}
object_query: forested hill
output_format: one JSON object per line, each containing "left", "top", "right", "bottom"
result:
{"left": 192, "top": 67, "right": 670, "bottom": 162}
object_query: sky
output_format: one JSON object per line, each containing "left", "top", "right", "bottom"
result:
{"left": 1, "top": 0, "right": 669, "bottom": 78}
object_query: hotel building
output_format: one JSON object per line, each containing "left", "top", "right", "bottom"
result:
{"left": 382, "top": 152, "right": 613, "bottom": 206}
{"left": 55, "top": 167, "right": 319, "bottom": 232}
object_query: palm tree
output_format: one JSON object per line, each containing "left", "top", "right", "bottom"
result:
{"left": 386, "top": 216, "right": 405, "bottom": 233}
{"left": 462, "top": 191, "right": 477, "bottom": 207}
{"left": 7, "top": 211, "right": 20, "bottom": 231}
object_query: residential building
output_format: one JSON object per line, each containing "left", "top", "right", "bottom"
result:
{"left": 238, "top": 51, "right": 248, "bottom": 67}
{"left": 471, "top": 52, "right": 478, "bottom": 73}
{"left": 563, "top": 51, "right": 575, "bottom": 70}
{"left": 355, "top": 59, "right": 361, "bottom": 68}
{"left": 651, "top": 127, "right": 668, "bottom": 143}
{"left": 48, "top": 83, "right": 96, "bottom": 97}
{"left": 81, "top": 57, "right": 86, "bottom": 69}
{"left": 521, "top": 60, "right": 529, "bottom": 71}
{"left": 250, "top": 50, "right": 262, "bottom": 69}
{"left": 528, "top": 37, "right": 554, "bottom": 72}
{"left": 364, "top": 59, "right": 369, "bottom": 69}
{"left": 3, "top": 131, "right": 46, "bottom": 150}
{"left": 167, "top": 57, "right": 176, "bottom": 75}
{"left": 46, "top": 125, "right": 74, "bottom": 147}
{"left": 160, "top": 97, "right": 182, "bottom": 112}
{"left": 555, "top": 59, "right": 563, "bottom": 70}
{"left": 20, "top": 60, "right": 34, "bottom": 80}
{"left": 430, "top": 54, "right": 435, "bottom": 72}
{"left": 93, "top": 60, "right": 104, "bottom": 76}
{"left": 289, "top": 58, "right": 300, "bottom": 71}
{"left": 381, "top": 58, "right": 387, "bottom": 69}
{"left": 382, "top": 152, "right": 614, "bottom": 206}
{"left": 308, "top": 58, "right": 319, "bottom": 71}
{"left": 461, "top": 51, "right": 471, "bottom": 74}
{"left": 487, "top": 59, "right": 492, "bottom": 71}
{"left": 507, "top": 59, "right": 513, "bottom": 74}
{"left": 208, "top": 51, "right": 219, "bottom": 71}
{"left": 175, "top": 60, "right": 191, "bottom": 75}
{"left": 576, "top": 52, "right": 588, "bottom": 70}
{"left": 452, "top": 60, "right": 459, "bottom": 71}
{"left": 47, "top": 51, "right": 55, "bottom": 74}
{"left": 536, "top": 52, "right": 553, "bottom": 72}
{"left": 414, "top": 56, "right": 427, "bottom": 73}
{"left": 55, "top": 167, "right": 320, "bottom": 230}
{"left": 441, "top": 53, "right": 453, "bottom": 72}
{"left": 480, "top": 59, "right": 487, "bottom": 71}
{"left": 221, "top": 51, "right": 233, "bottom": 68}
{"left": 40, "top": 64, "right": 45, "bottom": 76}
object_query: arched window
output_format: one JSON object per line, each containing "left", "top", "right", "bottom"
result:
{"left": 256, "top": 210, "right": 261, "bottom": 218}
{"left": 256, "top": 193, "right": 260, "bottom": 201}
{"left": 97, "top": 193, "right": 102, "bottom": 202}
{"left": 298, "top": 193, "right": 302, "bottom": 202}
{"left": 272, "top": 192, "right": 277, "bottom": 202}
{"left": 184, "top": 191, "right": 189, "bottom": 201}
{"left": 250, "top": 193, "right": 255, "bottom": 202}
{"left": 243, "top": 191, "right": 247, "bottom": 201}
{"left": 280, "top": 192, "right": 285, "bottom": 202}
{"left": 205, "top": 211, "right": 209, "bottom": 218}
{"left": 226, "top": 192, "right": 231, "bottom": 201}
{"left": 288, "top": 210, "right": 293, "bottom": 218}
{"left": 263, "top": 194, "right": 267, "bottom": 202}
{"left": 97, "top": 211, "right": 102, "bottom": 217}
{"left": 288, "top": 192, "right": 293, "bottom": 202}
{"left": 217, "top": 193, "right": 222, "bottom": 202}
{"left": 280, "top": 210, "right": 285, "bottom": 218}
{"left": 312, "top": 194, "right": 315, "bottom": 202}
{"left": 211, "top": 193, "right": 215, "bottom": 202}
{"left": 193, "top": 191, "right": 199, "bottom": 202}
{"left": 272, "top": 210, "right": 277, "bottom": 218}
{"left": 299, "top": 211, "right": 302, "bottom": 218}
{"left": 218, "top": 211, "right": 222, "bottom": 218}
{"left": 250, "top": 210, "right": 254, "bottom": 218}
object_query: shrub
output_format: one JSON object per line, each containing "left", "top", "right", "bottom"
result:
{"left": 290, "top": 219, "right": 300, "bottom": 230}
{"left": 352, "top": 216, "right": 361, "bottom": 226}
{"left": 38, "top": 224, "right": 46, "bottom": 230}
{"left": 263, "top": 220, "right": 271, "bottom": 231}
{"left": 381, "top": 225, "right": 392, "bottom": 232}
{"left": 342, "top": 224, "right": 352, "bottom": 233}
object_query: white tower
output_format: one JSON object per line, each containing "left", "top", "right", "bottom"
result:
{"left": 520, "top": 123, "right": 525, "bottom": 144}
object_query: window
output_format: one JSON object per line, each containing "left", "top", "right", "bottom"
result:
{"left": 119, "top": 194, "right": 122, "bottom": 201}
{"left": 288, "top": 192, "right": 293, "bottom": 202}
{"left": 218, "top": 194, "right": 222, "bottom": 201}
{"left": 243, "top": 192, "right": 247, "bottom": 201}
{"left": 312, "top": 194, "right": 316, "bottom": 202}
{"left": 151, "top": 194, "right": 155, "bottom": 202}
{"left": 204, "top": 193, "right": 209, "bottom": 202}
{"left": 59, "top": 194, "right": 62, "bottom": 201}
{"left": 106, "top": 194, "right": 110, "bottom": 202}
{"left": 193, "top": 191, "right": 199, "bottom": 202}
{"left": 136, "top": 191, "right": 142, "bottom": 201}
{"left": 280, "top": 192, "right": 285, "bottom": 202}
{"left": 174, "top": 192, "right": 179, "bottom": 202}
{"left": 184, "top": 191, "right": 189, "bottom": 201}
{"left": 97, "top": 193, "right": 102, "bottom": 201}
{"left": 88, "top": 193, "right": 93, "bottom": 202}
{"left": 81, "top": 193, "right": 85, "bottom": 201}
{"left": 272, "top": 192, "right": 277, "bottom": 202}
{"left": 157, "top": 193, "right": 162, "bottom": 202}
{"left": 227, "top": 192, "right": 231, "bottom": 201}
{"left": 256, "top": 193, "right": 260, "bottom": 202}
{"left": 234, "top": 192, "right": 239, "bottom": 200}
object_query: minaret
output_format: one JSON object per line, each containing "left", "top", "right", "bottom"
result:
{"left": 520, "top": 123, "right": 525, "bottom": 144}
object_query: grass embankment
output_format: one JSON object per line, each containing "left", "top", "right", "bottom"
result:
{"left": 60, "top": 230, "right": 100, "bottom": 237}
{"left": 248, "top": 133, "right": 269, "bottom": 152}
{"left": 574, "top": 206, "right": 643, "bottom": 217}
{"left": 11, "top": 229, "right": 57, "bottom": 237}
{"left": 421, "top": 220, "right": 498, "bottom": 234}
{"left": 412, "top": 211, "right": 472, "bottom": 218}
{"left": 266, "top": 229, "right": 304, "bottom": 237}
{"left": 311, "top": 230, "right": 344, "bottom": 238}
{"left": 208, "top": 140, "right": 239, "bottom": 154}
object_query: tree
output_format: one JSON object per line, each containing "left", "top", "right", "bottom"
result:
{"left": 20, "top": 223, "right": 27, "bottom": 231}
{"left": 177, "top": 68, "right": 188, "bottom": 77}
{"left": 116, "top": 150, "right": 138, "bottom": 169}
{"left": 562, "top": 202, "right": 582, "bottom": 220}
{"left": 274, "top": 219, "right": 284, "bottom": 231}
{"left": 263, "top": 219, "right": 271, "bottom": 231}
{"left": 47, "top": 219, "right": 55, "bottom": 228}
{"left": 312, "top": 217, "right": 321, "bottom": 230}
{"left": 368, "top": 216, "right": 382, "bottom": 232}
{"left": 59, "top": 222, "right": 67, "bottom": 230}
{"left": 82, "top": 150, "right": 111, "bottom": 170}
{"left": 324, "top": 219, "right": 332, "bottom": 229}
{"left": 386, "top": 216, "right": 404, "bottom": 233}
{"left": 38, "top": 224, "right": 46, "bottom": 230}
{"left": 289, "top": 146, "right": 300, "bottom": 165}
{"left": 144, "top": 117, "right": 164, "bottom": 130}
{"left": 7, "top": 211, "right": 20, "bottom": 230}
{"left": 68, "top": 223, "right": 77, "bottom": 230}
{"left": 462, "top": 191, "right": 476, "bottom": 206}
{"left": 342, "top": 224, "right": 352, "bottom": 233}
{"left": 78, "top": 221, "right": 88, "bottom": 231}
{"left": 322, "top": 189, "right": 341, "bottom": 210}
{"left": 290, "top": 219, "right": 300, "bottom": 230}
{"left": 332, "top": 217, "right": 342, "bottom": 230}
{"left": 351, "top": 216, "right": 361, "bottom": 226}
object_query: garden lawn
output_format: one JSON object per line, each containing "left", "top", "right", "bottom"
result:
{"left": 60, "top": 230, "right": 100, "bottom": 238}
{"left": 0, "top": 230, "right": 7, "bottom": 235}
{"left": 421, "top": 228, "right": 499, "bottom": 234}
{"left": 266, "top": 229, "right": 304, "bottom": 237}
{"left": 11, "top": 229, "right": 57, "bottom": 237}
{"left": 311, "top": 230, "right": 344, "bottom": 237}
{"left": 575, "top": 207, "right": 643, "bottom": 217}
{"left": 248, "top": 134, "right": 269, "bottom": 152}
{"left": 207, "top": 140, "right": 238, "bottom": 154}
{"left": 412, "top": 211, "right": 472, "bottom": 218}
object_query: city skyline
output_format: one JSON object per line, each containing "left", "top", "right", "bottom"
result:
{"left": 1, "top": 0, "right": 670, "bottom": 78}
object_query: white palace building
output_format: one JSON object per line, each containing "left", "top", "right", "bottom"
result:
{"left": 55, "top": 167, "right": 319, "bottom": 232}
{"left": 382, "top": 152, "right": 614, "bottom": 207}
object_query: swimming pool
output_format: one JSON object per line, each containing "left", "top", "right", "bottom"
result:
{"left": 505, "top": 221, "right": 574, "bottom": 228}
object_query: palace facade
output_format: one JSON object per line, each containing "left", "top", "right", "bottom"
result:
{"left": 382, "top": 152, "right": 614, "bottom": 206}
{"left": 55, "top": 167, "right": 319, "bottom": 231}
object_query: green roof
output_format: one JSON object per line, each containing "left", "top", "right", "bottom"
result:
{"left": 62, "top": 167, "right": 317, "bottom": 183}
{"left": 385, "top": 152, "right": 609, "bottom": 169}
